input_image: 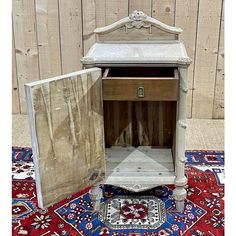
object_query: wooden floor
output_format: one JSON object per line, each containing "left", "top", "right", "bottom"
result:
{"left": 12, "top": 114, "right": 224, "bottom": 150}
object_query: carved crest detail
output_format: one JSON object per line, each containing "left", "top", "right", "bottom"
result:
{"left": 129, "top": 10, "right": 147, "bottom": 21}
{"left": 125, "top": 10, "right": 151, "bottom": 29}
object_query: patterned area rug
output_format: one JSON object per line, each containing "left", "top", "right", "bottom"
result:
{"left": 12, "top": 147, "right": 224, "bottom": 236}
{"left": 98, "top": 195, "right": 167, "bottom": 230}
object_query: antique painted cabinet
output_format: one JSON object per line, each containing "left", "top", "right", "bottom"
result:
{"left": 25, "top": 11, "right": 191, "bottom": 213}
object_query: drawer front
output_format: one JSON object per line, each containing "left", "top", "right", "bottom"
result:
{"left": 102, "top": 78, "right": 178, "bottom": 101}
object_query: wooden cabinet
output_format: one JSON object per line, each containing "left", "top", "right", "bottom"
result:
{"left": 102, "top": 67, "right": 179, "bottom": 101}
{"left": 25, "top": 11, "right": 191, "bottom": 212}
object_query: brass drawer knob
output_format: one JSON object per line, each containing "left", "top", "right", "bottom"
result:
{"left": 137, "top": 86, "right": 145, "bottom": 98}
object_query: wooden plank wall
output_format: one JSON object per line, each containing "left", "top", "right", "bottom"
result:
{"left": 12, "top": 0, "right": 224, "bottom": 118}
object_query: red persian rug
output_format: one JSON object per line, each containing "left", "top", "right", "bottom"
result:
{"left": 12, "top": 147, "right": 224, "bottom": 236}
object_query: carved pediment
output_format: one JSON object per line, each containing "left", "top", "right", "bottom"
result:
{"left": 94, "top": 10, "right": 182, "bottom": 42}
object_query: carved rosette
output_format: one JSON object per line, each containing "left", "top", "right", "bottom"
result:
{"left": 129, "top": 10, "right": 147, "bottom": 21}
{"left": 125, "top": 10, "right": 151, "bottom": 29}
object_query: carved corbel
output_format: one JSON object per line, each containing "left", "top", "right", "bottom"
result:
{"left": 177, "top": 57, "right": 192, "bottom": 65}
{"left": 178, "top": 120, "right": 187, "bottom": 129}
{"left": 80, "top": 57, "right": 95, "bottom": 65}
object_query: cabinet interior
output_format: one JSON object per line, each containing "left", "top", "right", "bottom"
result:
{"left": 103, "top": 101, "right": 176, "bottom": 147}
{"left": 101, "top": 67, "right": 177, "bottom": 180}
{"left": 103, "top": 67, "right": 175, "bottom": 78}
{"left": 103, "top": 100, "right": 177, "bottom": 181}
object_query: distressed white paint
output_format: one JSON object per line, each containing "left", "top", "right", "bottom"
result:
{"left": 81, "top": 42, "right": 191, "bottom": 67}
{"left": 173, "top": 68, "right": 188, "bottom": 212}
{"left": 84, "top": 12, "right": 191, "bottom": 213}
{"left": 25, "top": 10, "right": 191, "bottom": 212}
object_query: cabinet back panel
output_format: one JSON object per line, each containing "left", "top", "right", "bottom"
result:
{"left": 103, "top": 101, "right": 176, "bottom": 147}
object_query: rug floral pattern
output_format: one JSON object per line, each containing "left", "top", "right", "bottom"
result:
{"left": 12, "top": 147, "right": 224, "bottom": 235}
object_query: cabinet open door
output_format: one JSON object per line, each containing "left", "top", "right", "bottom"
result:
{"left": 25, "top": 68, "right": 105, "bottom": 209}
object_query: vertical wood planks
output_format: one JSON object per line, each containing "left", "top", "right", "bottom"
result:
{"left": 175, "top": 0, "right": 199, "bottom": 118}
{"left": 105, "top": 0, "right": 129, "bottom": 25}
{"left": 12, "top": 25, "right": 20, "bottom": 114}
{"left": 213, "top": 0, "right": 224, "bottom": 118}
{"left": 192, "top": 0, "right": 222, "bottom": 118}
{"left": 59, "top": 0, "right": 83, "bottom": 73}
{"left": 36, "top": 0, "right": 62, "bottom": 80}
{"left": 82, "top": 0, "right": 96, "bottom": 55}
{"left": 104, "top": 101, "right": 176, "bottom": 147}
{"left": 95, "top": 0, "right": 106, "bottom": 27}
{"left": 12, "top": 0, "right": 225, "bottom": 118}
{"left": 12, "top": 0, "right": 40, "bottom": 113}
{"left": 129, "top": 0, "right": 152, "bottom": 15}
{"left": 82, "top": 0, "right": 106, "bottom": 48}
{"left": 152, "top": 0, "right": 175, "bottom": 25}
{"left": 104, "top": 101, "right": 132, "bottom": 146}
{"left": 77, "top": 0, "right": 107, "bottom": 56}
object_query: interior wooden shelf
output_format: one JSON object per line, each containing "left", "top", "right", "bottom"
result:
{"left": 104, "top": 146, "right": 176, "bottom": 189}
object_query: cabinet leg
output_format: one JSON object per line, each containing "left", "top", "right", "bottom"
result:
{"left": 89, "top": 185, "right": 103, "bottom": 212}
{"left": 175, "top": 200, "right": 185, "bottom": 212}
{"left": 173, "top": 185, "right": 187, "bottom": 212}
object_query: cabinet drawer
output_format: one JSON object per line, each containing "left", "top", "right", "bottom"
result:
{"left": 102, "top": 67, "right": 179, "bottom": 101}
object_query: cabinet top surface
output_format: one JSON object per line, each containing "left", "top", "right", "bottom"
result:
{"left": 81, "top": 42, "right": 191, "bottom": 67}
{"left": 81, "top": 10, "right": 191, "bottom": 67}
